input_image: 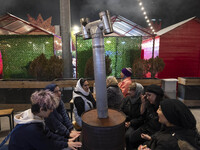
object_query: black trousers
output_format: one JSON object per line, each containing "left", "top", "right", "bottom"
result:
{"left": 125, "top": 126, "right": 146, "bottom": 150}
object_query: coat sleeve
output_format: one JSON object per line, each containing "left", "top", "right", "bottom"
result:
{"left": 45, "top": 110, "right": 70, "bottom": 138}
{"left": 27, "top": 124, "right": 68, "bottom": 150}
{"left": 59, "top": 100, "right": 73, "bottom": 131}
{"left": 74, "top": 97, "right": 85, "bottom": 116}
{"left": 107, "top": 88, "right": 116, "bottom": 108}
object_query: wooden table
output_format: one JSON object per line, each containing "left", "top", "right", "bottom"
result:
{"left": 0, "top": 108, "right": 14, "bottom": 131}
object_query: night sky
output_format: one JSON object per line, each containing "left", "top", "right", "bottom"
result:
{"left": 0, "top": 0, "right": 200, "bottom": 29}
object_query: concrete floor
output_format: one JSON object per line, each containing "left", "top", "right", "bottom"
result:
{"left": 1, "top": 109, "right": 200, "bottom": 144}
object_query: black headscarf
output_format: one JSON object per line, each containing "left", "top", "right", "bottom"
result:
{"left": 45, "top": 84, "right": 57, "bottom": 92}
{"left": 160, "top": 99, "right": 196, "bottom": 130}
{"left": 145, "top": 84, "right": 164, "bottom": 97}
{"left": 146, "top": 84, "right": 164, "bottom": 110}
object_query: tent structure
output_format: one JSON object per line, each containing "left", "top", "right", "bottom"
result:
{"left": 0, "top": 13, "right": 54, "bottom": 35}
{"left": 110, "top": 15, "right": 153, "bottom": 38}
{"left": 142, "top": 17, "right": 200, "bottom": 78}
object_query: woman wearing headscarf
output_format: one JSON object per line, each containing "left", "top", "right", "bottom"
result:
{"left": 118, "top": 67, "right": 132, "bottom": 97}
{"left": 44, "top": 84, "right": 80, "bottom": 139}
{"left": 139, "top": 99, "right": 200, "bottom": 150}
{"left": 126, "top": 84, "right": 164, "bottom": 150}
{"left": 106, "top": 76, "right": 123, "bottom": 110}
{"left": 121, "top": 82, "right": 144, "bottom": 128}
{"left": 73, "top": 78, "right": 96, "bottom": 128}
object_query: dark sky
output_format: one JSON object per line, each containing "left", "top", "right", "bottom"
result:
{"left": 0, "top": 0, "right": 200, "bottom": 29}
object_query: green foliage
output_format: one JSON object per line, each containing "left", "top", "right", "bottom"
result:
{"left": 0, "top": 35, "right": 53, "bottom": 79}
{"left": 76, "top": 36, "right": 142, "bottom": 78}
{"left": 132, "top": 57, "right": 165, "bottom": 78}
{"left": 84, "top": 56, "right": 112, "bottom": 78}
{"left": 28, "top": 54, "right": 63, "bottom": 80}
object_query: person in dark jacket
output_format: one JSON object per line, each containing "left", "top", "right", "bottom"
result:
{"left": 8, "top": 90, "right": 82, "bottom": 150}
{"left": 45, "top": 84, "right": 80, "bottom": 139}
{"left": 73, "top": 78, "right": 96, "bottom": 127}
{"left": 139, "top": 99, "right": 200, "bottom": 150}
{"left": 126, "top": 84, "right": 164, "bottom": 150}
{"left": 121, "top": 82, "right": 144, "bottom": 128}
{"left": 106, "top": 76, "right": 123, "bottom": 110}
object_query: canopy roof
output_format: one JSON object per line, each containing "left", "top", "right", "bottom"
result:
{"left": 111, "top": 15, "right": 153, "bottom": 37}
{"left": 156, "top": 16, "right": 196, "bottom": 36}
{"left": 0, "top": 13, "right": 53, "bottom": 35}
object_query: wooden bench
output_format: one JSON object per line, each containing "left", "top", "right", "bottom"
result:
{"left": 0, "top": 108, "right": 14, "bottom": 131}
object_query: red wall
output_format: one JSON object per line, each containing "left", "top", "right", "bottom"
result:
{"left": 158, "top": 19, "right": 200, "bottom": 79}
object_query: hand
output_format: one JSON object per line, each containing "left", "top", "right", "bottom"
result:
{"left": 141, "top": 133, "right": 151, "bottom": 140}
{"left": 70, "top": 130, "right": 81, "bottom": 138}
{"left": 68, "top": 141, "right": 82, "bottom": 150}
{"left": 138, "top": 145, "right": 151, "bottom": 150}
{"left": 69, "top": 134, "right": 80, "bottom": 142}
{"left": 141, "top": 95, "right": 147, "bottom": 103}
{"left": 125, "top": 122, "right": 130, "bottom": 128}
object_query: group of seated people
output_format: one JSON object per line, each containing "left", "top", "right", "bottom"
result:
{"left": 7, "top": 68, "right": 200, "bottom": 150}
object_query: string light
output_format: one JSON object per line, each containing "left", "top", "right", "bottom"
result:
{"left": 138, "top": 0, "right": 155, "bottom": 34}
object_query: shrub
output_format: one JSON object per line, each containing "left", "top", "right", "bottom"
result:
{"left": 84, "top": 56, "right": 112, "bottom": 78}
{"left": 147, "top": 56, "right": 165, "bottom": 78}
{"left": 28, "top": 54, "right": 63, "bottom": 80}
{"left": 132, "top": 57, "right": 165, "bottom": 78}
{"left": 132, "top": 58, "right": 148, "bottom": 78}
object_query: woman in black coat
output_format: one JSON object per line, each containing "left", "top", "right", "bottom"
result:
{"left": 139, "top": 99, "right": 200, "bottom": 150}
{"left": 44, "top": 84, "right": 80, "bottom": 139}
{"left": 126, "top": 84, "right": 164, "bottom": 150}
{"left": 121, "top": 82, "right": 144, "bottom": 127}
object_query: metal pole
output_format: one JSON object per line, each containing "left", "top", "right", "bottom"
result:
{"left": 91, "top": 26, "right": 108, "bottom": 118}
{"left": 60, "top": 0, "right": 72, "bottom": 78}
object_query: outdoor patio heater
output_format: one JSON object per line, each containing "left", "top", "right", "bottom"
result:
{"left": 80, "top": 10, "right": 126, "bottom": 150}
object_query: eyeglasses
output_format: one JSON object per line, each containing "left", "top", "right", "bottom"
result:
{"left": 146, "top": 93, "right": 152, "bottom": 97}
{"left": 54, "top": 89, "right": 61, "bottom": 93}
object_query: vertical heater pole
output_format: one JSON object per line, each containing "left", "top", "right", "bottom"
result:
{"left": 91, "top": 27, "right": 108, "bottom": 118}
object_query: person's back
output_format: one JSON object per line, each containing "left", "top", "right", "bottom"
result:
{"left": 9, "top": 121, "right": 60, "bottom": 150}
{"left": 106, "top": 76, "right": 123, "bottom": 110}
{"left": 9, "top": 109, "right": 67, "bottom": 150}
{"left": 9, "top": 90, "right": 81, "bottom": 150}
